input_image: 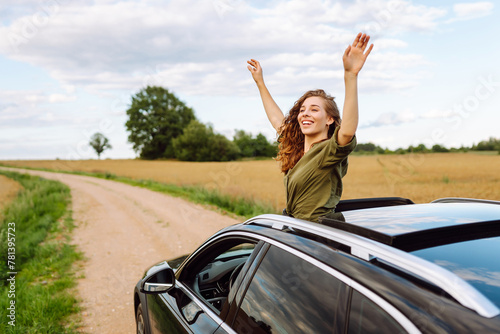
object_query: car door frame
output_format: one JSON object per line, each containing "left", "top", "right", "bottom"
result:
{"left": 161, "top": 234, "right": 266, "bottom": 333}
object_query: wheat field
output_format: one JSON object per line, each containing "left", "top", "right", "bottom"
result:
{"left": 1, "top": 152, "right": 499, "bottom": 210}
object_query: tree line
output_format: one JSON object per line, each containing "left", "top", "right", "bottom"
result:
{"left": 355, "top": 138, "right": 500, "bottom": 155}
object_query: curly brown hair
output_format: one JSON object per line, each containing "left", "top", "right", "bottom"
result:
{"left": 276, "top": 89, "right": 341, "bottom": 174}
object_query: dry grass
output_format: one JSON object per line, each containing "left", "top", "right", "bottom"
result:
{"left": 0, "top": 174, "right": 23, "bottom": 219}
{"left": 2, "top": 152, "right": 499, "bottom": 210}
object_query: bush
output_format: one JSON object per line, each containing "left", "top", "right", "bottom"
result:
{"left": 233, "top": 130, "right": 277, "bottom": 158}
{"left": 173, "top": 120, "right": 240, "bottom": 161}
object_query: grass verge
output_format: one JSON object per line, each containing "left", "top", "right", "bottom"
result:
{"left": 112, "top": 177, "right": 278, "bottom": 218}
{"left": 0, "top": 164, "right": 278, "bottom": 219}
{"left": 0, "top": 170, "right": 82, "bottom": 334}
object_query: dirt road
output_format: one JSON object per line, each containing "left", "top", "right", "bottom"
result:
{"left": 0, "top": 167, "right": 240, "bottom": 333}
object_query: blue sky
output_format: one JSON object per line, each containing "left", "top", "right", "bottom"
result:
{"left": 0, "top": 0, "right": 498, "bottom": 160}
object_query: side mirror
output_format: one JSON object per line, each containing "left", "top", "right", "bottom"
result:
{"left": 140, "top": 261, "right": 176, "bottom": 294}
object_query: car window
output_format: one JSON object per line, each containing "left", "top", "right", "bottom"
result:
{"left": 183, "top": 239, "right": 257, "bottom": 314}
{"left": 232, "top": 245, "right": 348, "bottom": 333}
{"left": 348, "top": 290, "right": 406, "bottom": 334}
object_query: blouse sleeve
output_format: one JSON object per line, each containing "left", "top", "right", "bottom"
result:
{"left": 317, "top": 126, "right": 357, "bottom": 168}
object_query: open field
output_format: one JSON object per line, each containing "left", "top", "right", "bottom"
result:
{"left": 2, "top": 152, "right": 499, "bottom": 210}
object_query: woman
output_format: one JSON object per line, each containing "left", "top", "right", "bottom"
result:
{"left": 247, "top": 33, "right": 373, "bottom": 222}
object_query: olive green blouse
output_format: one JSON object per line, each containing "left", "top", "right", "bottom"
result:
{"left": 284, "top": 127, "right": 356, "bottom": 222}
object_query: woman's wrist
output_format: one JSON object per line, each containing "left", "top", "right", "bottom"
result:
{"left": 256, "top": 79, "right": 267, "bottom": 89}
{"left": 344, "top": 70, "right": 358, "bottom": 80}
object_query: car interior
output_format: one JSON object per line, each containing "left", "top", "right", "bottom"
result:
{"left": 186, "top": 240, "right": 257, "bottom": 312}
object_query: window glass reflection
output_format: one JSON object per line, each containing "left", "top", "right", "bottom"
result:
{"left": 348, "top": 290, "right": 405, "bottom": 334}
{"left": 233, "top": 245, "right": 345, "bottom": 333}
{"left": 412, "top": 236, "right": 500, "bottom": 308}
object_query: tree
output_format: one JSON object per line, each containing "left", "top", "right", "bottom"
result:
{"left": 432, "top": 144, "right": 449, "bottom": 153}
{"left": 409, "top": 144, "right": 429, "bottom": 153}
{"left": 233, "top": 130, "right": 254, "bottom": 157}
{"left": 354, "top": 142, "right": 377, "bottom": 153}
{"left": 172, "top": 120, "right": 240, "bottom": 161}
{"left": 353, "top": 142, "right": 387, "bottom": 154}
{"left": 89, "top": 132, "right": 112, "bottom": 159}
{"left": 472, "top": 137, "right": 500, "bottom": 151}
{"left": 233, "top": 130, "right": 277, "bottom": 158}
{"left": 125, "top": 86, "right": 195, "bottom": 159}
{"left": 254, "top": 133, "right": 278, "bottom": 157}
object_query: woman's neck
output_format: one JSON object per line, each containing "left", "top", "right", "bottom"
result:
{"left": 303, "top": 133, "right": 329, "bottom": 153}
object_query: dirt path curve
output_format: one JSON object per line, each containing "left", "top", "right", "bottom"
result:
{"left": 0, "top": 167, "right": 241, "bottom": 333}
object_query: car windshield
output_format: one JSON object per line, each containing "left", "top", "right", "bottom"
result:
{"left": 411, "top": 236, "right": 500, "bottom": 309}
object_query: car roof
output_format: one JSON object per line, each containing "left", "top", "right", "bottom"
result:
{"left": 242, "top": 197, "right": 500, "bottom": 319}
{"left": 342, "top": 202, "right": 500, "bottom": 234}
{"left": 330, "top": 199, "right": 500, "bottom": 310}
{"left": 321, "top": 199, "right": 500, "bottom": 252}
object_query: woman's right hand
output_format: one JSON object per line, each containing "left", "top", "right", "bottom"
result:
{"left": 247, "top": 59, "right": 264, "bottom": 84}
{"left": 246, "top": 59, "right": 284, "bottom": 132}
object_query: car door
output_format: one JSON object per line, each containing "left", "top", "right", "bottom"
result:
{"left": 228, "top": 243, "right": 350, "bottom": 333}
{"left": 147, "top": 237, "right": 261, "bottom": 334}
{"left": 146, "top": 286, "right": 221, "bottom": 334}
{"left": 225, "top": 240, "right": 420, "bottom": 333}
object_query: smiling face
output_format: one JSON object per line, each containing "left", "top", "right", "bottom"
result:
{"left": 298, "top": 96, "right": 334, "bottom": 140}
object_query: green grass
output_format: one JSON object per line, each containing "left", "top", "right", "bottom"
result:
{"left": 112, "top": 177, "right": 277, "bottom": 218}
{"left": 0, "top": 171, "right": 82, "bottom": 334}
{"left": 465, "top": 150, "right": 500, "bottom": 155}
{"left": 0, "top": 164, "right": 278, "bottom": 219}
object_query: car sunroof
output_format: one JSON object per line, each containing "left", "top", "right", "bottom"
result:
{"left": 319, "top": 203, "right": 500, "bottom": 251}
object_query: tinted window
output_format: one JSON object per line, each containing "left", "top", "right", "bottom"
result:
{"left": 233, "top": 245, "right": 347, "bottom": 333}
{"left": 348, "top": 290, "right": 405, "bottom": 334}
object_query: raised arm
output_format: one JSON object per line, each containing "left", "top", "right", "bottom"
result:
{"left": 247, "top": 59, "right": 284, "bottom": 133}
{"left": 338, "top": 33, "right": 374, "bottom": 146}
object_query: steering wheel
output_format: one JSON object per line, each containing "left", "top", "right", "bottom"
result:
{"left": 229, "top": 262, "right": 246, "bottom": 291}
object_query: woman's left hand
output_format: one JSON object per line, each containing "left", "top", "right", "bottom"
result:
{"left": 343, "top": 33, "right": 374, "bottom": 76}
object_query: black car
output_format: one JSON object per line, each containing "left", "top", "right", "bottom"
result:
{"left": 134, "top": 197, "right": 500, "bottom": 333}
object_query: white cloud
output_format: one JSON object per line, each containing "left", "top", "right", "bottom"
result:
{"left": 368, "top": 52, "right": 429, "bottom": 70}
{"left": 62, "top": 84, "right": 76, "bottom": 94}
{"left": 444, "top": 2, "right": 494, "bottom": 24}
{"left": 361, "top": 109, "right": 415, "bottom": 128}
{"left": 0, "top": 0, "right": 448, "bottom": 98}
{"left": 48, "top": 93, "right": 76, "bottom": 103}
{"left": 451, "top": 2, "right": 494, "bottom": 21}
{"left": 373, "top": 38, "right": 408, "bottom": 49}
{"left": 360, "top": 106, "right": 454, "bottom": 128}
{"left": 0, "top": 90, "right": 81, "bottom": 130}
{"left": 354, "top": 0, "right": 447, "bottom": 36}
{"left": 421, "top": 108, "right": 455, "bottom": 119}
{"left": 0, "top": 90, "right": 76, "bottom": 105}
